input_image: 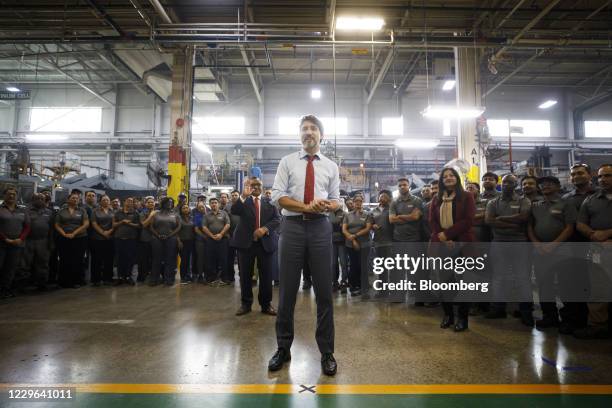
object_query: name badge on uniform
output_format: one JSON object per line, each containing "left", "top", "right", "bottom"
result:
{"left": 550, "top": 209, "right": 562, "bottom": 215}
{"left": 510, "top": 205, "right": 520, "bottom": 209}
{"left": 407, "top": 205, "right": 414, "bottom": 211}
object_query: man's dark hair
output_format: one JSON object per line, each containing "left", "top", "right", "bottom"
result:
{"left": 521, "top": 175, "right": 538, "bottom": 185}
{"left": 209, "top": 197, "right": 218, "bottom": 203}
{"left": 379, "top": 189, "right": 392, "bottom": 198}
{"left": 231, "top": 190, "right": 240, "bottom": 195}
{"left": 397, "top": 177, "right": 410, "bottom": 184}
{"left": 299, "top": 114, "right": 324, "bottom": 136}
{"left": 467, "top": 182, "right": 480, "bottom": 191}
{"left": 3, "top": 185, "right": 17, "bottom": 195}
{"left": 85, "top": 190, "right": 96, "bottom": 196}
{"left": 482, "top": 172, "right": 499, "bottom": 182}
{"left": 429, "top": 180, "right": 439, "bottom": 186}
{"left": 70, "top": 188, "right": 83, "bottom": 195}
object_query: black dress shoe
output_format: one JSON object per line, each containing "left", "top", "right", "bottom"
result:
{"left": 440, "top": 315, "right": 454, "bottom": 329}
{"left": 261, "top": 306, "right": 277, "bottom": 316}
{"left": 454, "top": 319, "right": 468, "bottom": 332}
{"left": 321, "top": 353, "right": 337, "bottom": 376}
{"left": 268, "top": 348, "right": 291, "bottom": 371}
{"left": 235, "top": 306, "right": 251, "bottom": 316}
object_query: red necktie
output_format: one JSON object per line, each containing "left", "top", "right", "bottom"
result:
{"left": 303, "top": 155, "right": 315, "bottom": 204}
{"left": 254, "top": 197, "right": 260, "bottom": 230}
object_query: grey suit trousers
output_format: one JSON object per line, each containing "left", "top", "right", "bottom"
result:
{"left": 276, "top": 216, "right": 334, "bottom": 354}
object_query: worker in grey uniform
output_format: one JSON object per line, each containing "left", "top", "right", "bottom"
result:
{"left": 481, "top": 172, "right": 500, "bottom": 200}
{"left": 137, "top": 197, "right": 156, "bottom": 283}
{"left": 342, "top": 195, "right": 372, "bottom": 297}
{"left": 575, "top": 164, "right": 612, "bottom": 339}
{"left": 370, "top": 190, "right": 393, "bottom": 297}
{"left": 521, "top": 175, "right": 542, "bottom": 203}
{"left": 560, "top": 163, "right": 595, "bottom": 334}
{"left": 202, "top": 197, "right": 231, "bottom": 284}
{"left": 112, "top": 197, "right": 140, "bottom": 286}
{"left": 389, "top": 177, "right": 424, "bottom": 304}
{"left": 54, "top": 191, "right": 89, "bottom": 289}
{"left": 485, "top": 174, "right": 534, "bottom": 325}
{"left": 527, "top": 176, "right": 576, "bottom": 331}
{"left": 91, "top": 195, "right": 115, "bottom": 286}
{"left": 21, "top": 193, "right": 53, "bottom": 290}
{"left": 150, "top": 197, "right": 181, "bottom": 286}
{"left": 0, "top": 186, "right": 31, "bottom": 298}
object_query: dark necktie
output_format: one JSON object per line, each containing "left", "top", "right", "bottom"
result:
{"left": 254, "top": 197, "right": 260, "bottom": 230}
{"left": 303, "top": 155, "right": 315, "bottom": 204}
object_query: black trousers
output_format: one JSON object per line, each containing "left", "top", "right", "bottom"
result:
{"left": 115, "top": 239, "right": 137, "bottom": 280}
{"left": 179, "top": 239, "right": 194, "bottom": 282}
{"left": 151, "top": 236, "right": 178, "bottom": 285}
{"left": 0, "top": 244, "right": 23, "bottom": 290}
{"left": 205, "top": 238, "right": 228, "bottom": 282}
{"left": 91, "top": 239, "right": 114, "bottom": 283}
{"left": 276, "top": 217, "right": 334, "bottom": 354}
{"left": 238, "top": 241, "right": 273, "bottom": 309}
{"left": 227, "top": 245, "right": 238, "bottom": 282}
{"left": 137, "top": 241, "right": 152, "bottom": 282}
{"left": 57, "top": 236, "right": 87, "bottom": 287}
{"left": 347, "top": 246, "right": 369, "bottom": 290}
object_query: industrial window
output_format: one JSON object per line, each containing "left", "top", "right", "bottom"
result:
{"left": 487, "top": 119, "right": 551, "bottom": 137}
{"left": 192, "top": 116, "right": 245, "bottom": 135}
{"left": 585, "top": 121, "right": 612, "bottom": 138}
{"left": 29, "top": 107, "right": 102, "bottom": 132}
{"left": 443, "top": 119, "right": 451, "bottom": 136}
{"left": 382, "top": 117, "right": 403, "bottom": 136}
{"left": 278, "top": 116, "right": 347, "bottom": 136}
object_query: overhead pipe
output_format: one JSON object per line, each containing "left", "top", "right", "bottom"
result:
{"left": 148, "top": 0, "right": 173, "bottom": 24}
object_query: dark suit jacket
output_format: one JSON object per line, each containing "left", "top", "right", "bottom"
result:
{"left": 429, "top": 191, "right": 476, "bottom": 243}
{"left": 230, "top": 196, "right": 280, "bottom": 253}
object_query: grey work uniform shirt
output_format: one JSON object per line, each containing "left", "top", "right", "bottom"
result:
{"left": 486, "top": 193, "right": 531, "bottom": 242}
{"left": 139, "top": 211, "right": 155, "bottom": 242}
{"left": 578, "top": 190, "right": 612, "bottom": 230}
{"left": 152, "top": 211, "right": 180, "bottom": 237}
{"left": 370, "top": 206, "right": 393, "bottom": 246}
{"left": 91, "top": 208, "right": 114, "bottom": 240}
{"left": 28, "top": 207, "right": 52, "bottom": 240}
{"left": 223, "top": 203, "right": 240, "bottom": 234}
{"left": 473, "top": 196, "right": 492, "bottom": 242}
{"left": 329, "top": 208, "right": 345, "bottom": 244}
{"left": 389, "top": 194, "right": 423, "bottom": 242}
{"left": 113, "top": 210, "right": 140, "bottom": 240}
{"left": 531, "top": 195, "right": 577, "bottom": 242}
{"left": 203, "top": 210, "right": 230, "bottom": 236}
{"left": 178, "top": 216, "right": 195, "bottom": 241}
{"left": 343, "top": 210, "right": 370, "bottom": 247}
{"left": 0, "top": 204, "right": 30, "bottom": 245}
{"left": 56, "top": 207, "right": 88, "bottom": 238}
{"left": 563, "top": 188, "right": 596, "bottom": 241}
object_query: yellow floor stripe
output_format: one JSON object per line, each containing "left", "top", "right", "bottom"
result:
{"left": 1, "top": 384, "right": 612, "bottom": 395}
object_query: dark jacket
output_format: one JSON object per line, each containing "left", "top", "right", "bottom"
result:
{"left": 429, "top": 191, "right": 476, "bottom": 243}
{"left": 230, "top": 196, "right": 280, "bottom": 253}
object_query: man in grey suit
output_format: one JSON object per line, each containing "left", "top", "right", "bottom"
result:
{"left": 268, "top": 114, "right": 341, "bottom": 376}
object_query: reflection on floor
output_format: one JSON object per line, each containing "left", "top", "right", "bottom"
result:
{"left": 0, "top": 282, "right": 611, "bottom": 406}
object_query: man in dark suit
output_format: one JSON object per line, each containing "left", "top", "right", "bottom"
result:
{"left": 231, "top": 177, "right": 280, "bottom": 316}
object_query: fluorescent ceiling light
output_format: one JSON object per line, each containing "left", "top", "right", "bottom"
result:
{"left": 442, "top": 80, "right": 456, "bottom": 91}
{"left": 394, "top": 138, "right": 440, "bottom": 149}
{"left": 26, "top": 134, "right": 68, "bottom": 142}
{"left": 335, "top": 17, "right": 384, "bottom": 31}
{"left": 6, "top": 86, "right": 20, "bottom": 92}
{"left": 192, "top": 140, "right": 212, "bottom": 155}
{"left": 311, "top": 89, "right": 321, "bottom": 99}
{"left": 422, "top": 105, "right": 485, "bottom": 119}
{"left": 538, "top": 100, "right": 557, "bottom": 109}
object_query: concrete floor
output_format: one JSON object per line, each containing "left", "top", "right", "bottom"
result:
{"left": 1, "top": 282, "right": 611, "bottom": 406}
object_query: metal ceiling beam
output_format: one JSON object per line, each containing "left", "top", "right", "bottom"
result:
{"left": 240, "top": 46, "right": 262, "bottom": 104}
{"left": 496, "top": 0, "right": 529, "bottom": 29}
{"left": 327, "top": 0, "right": 336, "bottom": 37}
{"left": 148, "top": 0, "right": 173, "bottom": 24}
{"left": 84, "top": 0, "right": 126, "bottom": 37}
{"left": 576, "top": 65, "right": 612, "bottom": 87}
{"left": 491, "top": 0, "right": 562, "bottom": 63}
{"left": 366, "top": 48, "right": 394, "bottom": 104}
{"left": 394, "top": 52, "right": 422, "bottom": 94}
{"left": 485, "top": 50, "right": 545, "bottom": 96}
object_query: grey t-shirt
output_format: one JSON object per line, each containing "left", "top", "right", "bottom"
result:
{"left": 27, "top": 208, "right": 52, "bottom": 240}
{"left": 0, "top": 205, "right": 30, "bottom": 243}
{"left": 369, "top": 206, "right": 393, "bottom": 246}
{"left": 203, "top": 211, "right": 230, "bottom": 236}
{"left": 473, "top": 196, "right": 492, "bottom": 242}
{"left": 91, "top": 208, "right": 114, "bottom": 240}
{"left": 223, "top": 203, "right": 240, "bottom": 233}
{"left": 178, "top": 216, "right": 195, "bottom": 241}
{"left": 343, "top": 210, "right": 370, "bottom": 247}
{"left": 389, "top": 194, "right": 424, "bottom": 242}
{"left": 152, "top": 211, "right": 180, "bottom": 237}
{"left": 139, "top": 211, "right": 155, "bottom": 242}
{"left": 329, "top": 208, "right": 345, "bottom": 243}
{"left": 55, "top": 207, "right": 88, "bottom": 238}
{"left": 486, "top": 194, "right": 531, "bottom": 242}
{"left": 113, "top": 210, "right": 140, "bottom": 240}
{"left": 578, "top": 190, "right": 612, "bottom": 230}
{"left": 531, "top": 196, "right": 577, "bottom": 242}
